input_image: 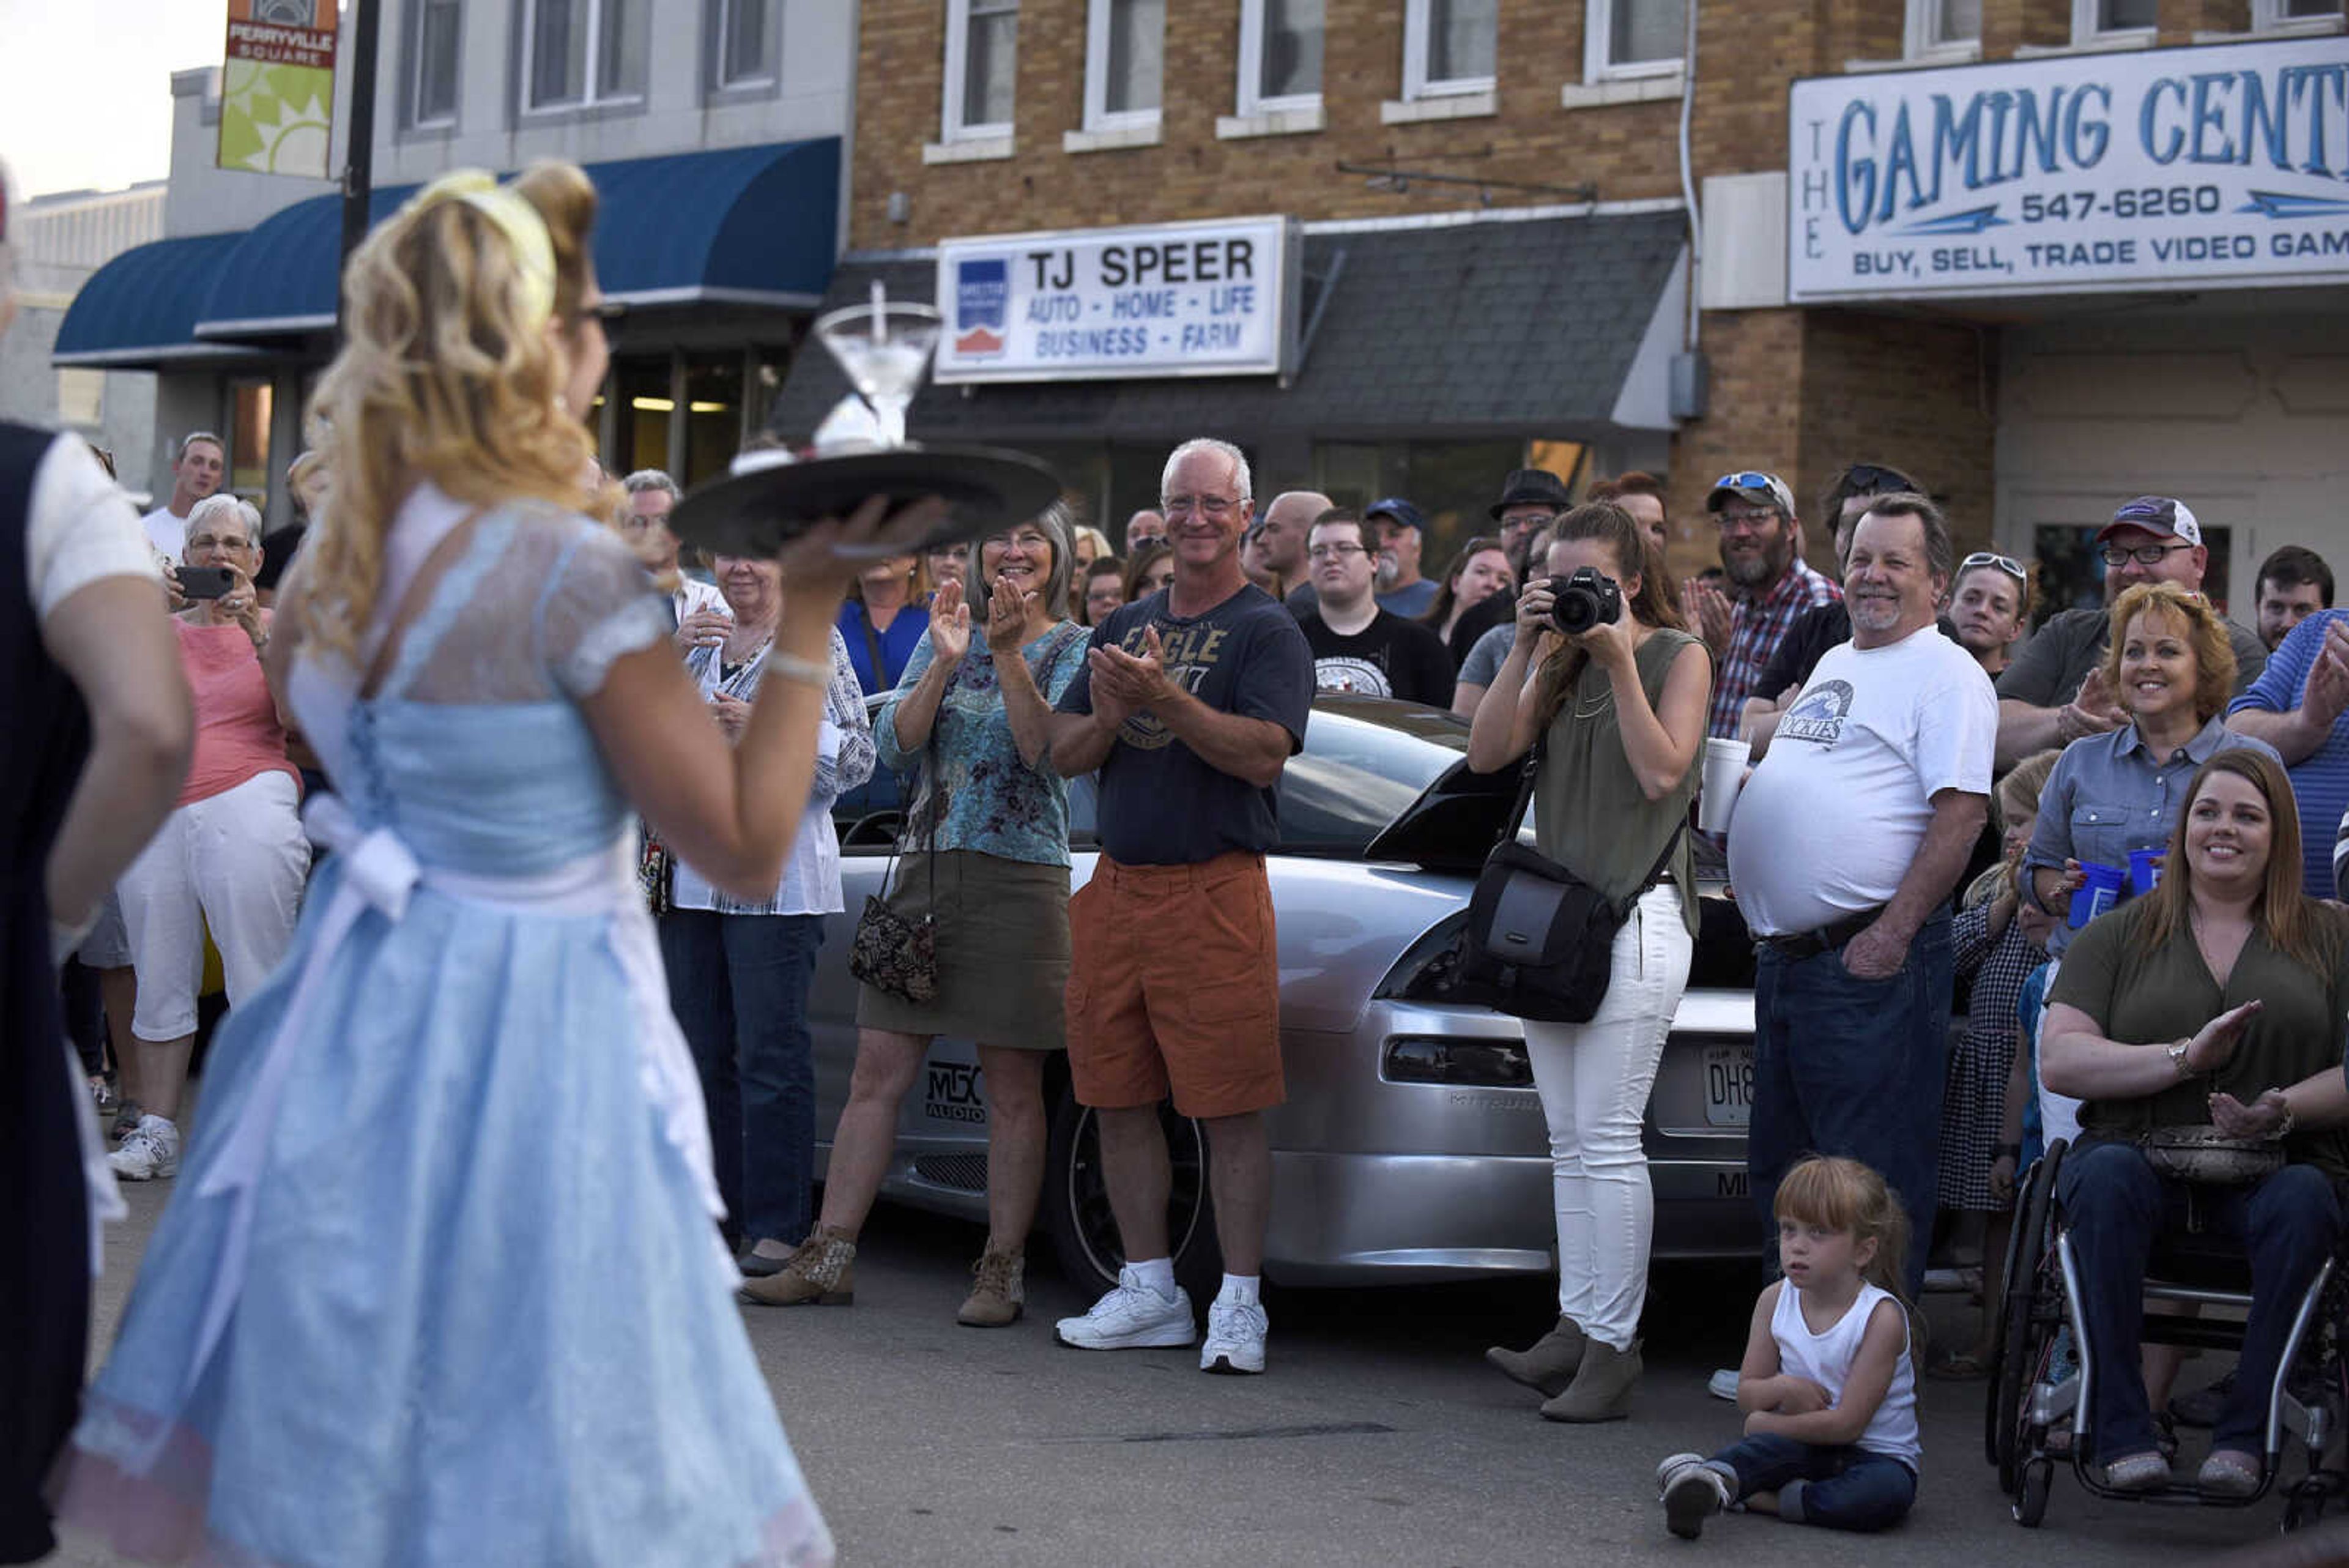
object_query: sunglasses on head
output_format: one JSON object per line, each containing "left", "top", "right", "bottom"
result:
{"left": 1712, "top": 470, "right": 1776, "bottom": 492}
{"left": 1842, "top": 463, "right": 1919, "bottom": 496}
{"left": 1960, "top": 551, "right": 2028, "bottom": 584}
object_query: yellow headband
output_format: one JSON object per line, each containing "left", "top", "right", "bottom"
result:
{"left": 401, "top": 169, "right": 558, "bottom": 326}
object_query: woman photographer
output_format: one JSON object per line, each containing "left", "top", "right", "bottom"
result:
{"left": 1466, "top": 501, "right": 1714, "bottom": 1423}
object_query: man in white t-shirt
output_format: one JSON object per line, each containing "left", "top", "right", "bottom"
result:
{"left": 139, "top": 431, "right": 226, "bottom": 562}
{"left": 1726, "top": 492, "right": 1996, "bottom": 1296}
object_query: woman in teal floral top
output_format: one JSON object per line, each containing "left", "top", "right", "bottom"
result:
{"left": 746, "top": 503, "right": 1089, "bottom": 1327}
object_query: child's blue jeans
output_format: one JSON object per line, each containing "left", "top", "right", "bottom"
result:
{"left": 1705, "top": 1434, "right": 1916, "bottom": 1531}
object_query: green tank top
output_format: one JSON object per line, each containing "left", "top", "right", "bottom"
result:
{"left": 1531, "top": 626, "right": 1705, "bottom": 937}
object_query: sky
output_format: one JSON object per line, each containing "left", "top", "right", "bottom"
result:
{"left": 1, "top": 1, "right": 232, "bottom": 199}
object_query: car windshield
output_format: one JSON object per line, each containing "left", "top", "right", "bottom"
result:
{"left": 837, "top": 694, "right": 1472, "bottom": 859}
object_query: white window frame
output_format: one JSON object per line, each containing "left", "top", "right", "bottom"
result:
{"left": 2072, "top": 0, "right": 2158, "bottom": 44}
{"left": 1402, "top": 0, "right": 1496, "bottom": 102}
{"left": 2252, "top": 0, "right": 2347, "bottom": 32}
{"left": 1583, "top": 0, "right": 1687, "bottom": 85}
{"left": 520, "top": 0, "right": 644, "bottom": 115}
{"left": 710, "top": 0, "right": 779, "bottom": 93}
{"left": 942, "top": 0, "right": 1017, "bottom": 142}
{"left": 1082, "top": 0, "right": 1162, "bottom": 133}
{"left": 1902, "top": 0, "right": 1982, "bottom": 61}
{"left": 1236, "top": 0, "right": 1321, "bottom": 117}
{"left": 409, "top": 0, "right": 461, "bottom": 129}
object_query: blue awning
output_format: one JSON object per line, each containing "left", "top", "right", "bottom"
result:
{"left": 52, "top": 232, "right": 256, "bottom": 368}
{"left": 194, "top": 137, "right": 841, "bottom": 340}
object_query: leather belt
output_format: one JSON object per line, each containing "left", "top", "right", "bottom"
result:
{"left": 1759, "top": 906, "right": 1885, "bottom": 962}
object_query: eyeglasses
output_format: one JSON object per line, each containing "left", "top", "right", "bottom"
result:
{"left": 1715, "top": 509, "right": 1782, "bottom": 534}
{"left": 1960, "top": 551, "right": 2028, "bottom": 584}
{"left": 1712, "top": 470, "right": 1778, "bottom": 492}
{"left": 185, "top": 533, "right": 254, "bottom": 552}
{"left": 2100, "top": 541, "right": 2195, "bottom": 567}
{"left": 1307, "top": 543, "right": 1370, "bottom": 562}
{"left": 1162, "top": 494, "right": 1240, "bottom": 517}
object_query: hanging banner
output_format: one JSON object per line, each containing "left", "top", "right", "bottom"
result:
{"left": 1789, "top": 35, "right": 2349, "bottom": 301}
{"left": 217, "top": 0, "right": 340, "bottom": 180}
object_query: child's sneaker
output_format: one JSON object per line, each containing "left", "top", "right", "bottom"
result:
{"left": 1657, "top": 1452, "right": 1731, "bottom": 1539}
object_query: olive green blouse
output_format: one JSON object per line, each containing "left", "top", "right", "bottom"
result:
{"left": 1532, "top": 627, "right": 1706, "bottom": 938}
{"left": 2049, "top": 899, "right": 2349, "bottom": 1179}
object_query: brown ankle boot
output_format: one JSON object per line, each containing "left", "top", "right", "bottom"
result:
{"left": 1485, "top": 1315, "right": 1586, "bottom": 1397}
{"left": 956, "top": 1248, "right": 1025, "bottom": 1327}
{"left": 1540, "top": 1337, "right": 1642, "bottom": 1422}
{"left": 741, "top": 1227, "right": 855, "bottom": 1306}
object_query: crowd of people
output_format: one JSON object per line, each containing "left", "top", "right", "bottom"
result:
{"left": 15, "top": 154, "right": 2349, "bottom": 1566}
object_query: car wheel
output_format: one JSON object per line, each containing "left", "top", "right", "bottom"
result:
{"left": 1042, "top": 1082, "right": 1221, "bottom": 1301}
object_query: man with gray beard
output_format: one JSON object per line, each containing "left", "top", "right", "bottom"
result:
{"left": 1690, "top": 471, "right": 1840, "bottom": 740}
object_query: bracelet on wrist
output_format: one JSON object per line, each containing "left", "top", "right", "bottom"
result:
{"left": 766, "top": 652, "right": 831, "bottom": 690}
{"left": 2274, "top": 1103, "right": 2297, "bottom": 1142}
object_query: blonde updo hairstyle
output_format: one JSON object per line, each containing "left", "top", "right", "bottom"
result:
{"left": 294, "top": 162, "right": 602, "bottom": 657}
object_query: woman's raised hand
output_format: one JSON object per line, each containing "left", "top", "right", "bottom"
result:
{"left": 984, "top": 571, "right": 1033, "bottom": 653}
{"left": 2184, "top": 999, "right": 2264, "bottom": 1076}
{"left": 929, "top": 576, "right": 973, "bottom": 664}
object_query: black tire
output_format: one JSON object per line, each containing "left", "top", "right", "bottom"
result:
{"left": 1042, "top": 1083, "right": 1222, "bottom": 1301}
{"left": 1994, "top": 1142, "right": 2064, "bottom": 1494}
{"left": 2015, "top": 1457, "right": 2052, "bottom": 1528}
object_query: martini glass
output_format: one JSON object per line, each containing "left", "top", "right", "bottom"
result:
{"left": 814, "top": 300, "right": 941, "bottom": 452}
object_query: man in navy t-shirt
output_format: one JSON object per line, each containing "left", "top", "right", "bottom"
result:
{"left": 1047, "top": 436, "right": 1313, "bottom": 1377}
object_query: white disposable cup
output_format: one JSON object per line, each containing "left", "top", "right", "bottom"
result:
{"left": 1697, "top": 737, "right": 1751, "bottom": 833}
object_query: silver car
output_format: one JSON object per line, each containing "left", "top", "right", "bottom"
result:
{"left": 811, "top": 694, "right": 1758, "bottom": 1295}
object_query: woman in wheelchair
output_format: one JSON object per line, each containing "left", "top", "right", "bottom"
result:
{"left": 2040, "top": 749, "right": 2349, "bottom": 1496}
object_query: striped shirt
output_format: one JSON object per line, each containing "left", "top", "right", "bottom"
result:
{"left": 2228, "top": 608, "right": 2349, "bottom": 899}
{"left": 1707, "top": 558, "right": 1842, "bottom": 738}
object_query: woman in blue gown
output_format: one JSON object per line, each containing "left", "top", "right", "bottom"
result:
{"left": 50, "top": 164, "right": 938, "bottom": 1567}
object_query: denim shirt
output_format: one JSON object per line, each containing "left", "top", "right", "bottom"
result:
{"left": 2023, "top": 713, "right": 2279, "bottom": 956}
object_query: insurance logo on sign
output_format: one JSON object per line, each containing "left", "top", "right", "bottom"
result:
{"left": 953, "top": 258, "right": 1008, "bottom": 357}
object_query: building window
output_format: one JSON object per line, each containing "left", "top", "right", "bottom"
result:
{"left": 226, "top": 379, "right": 274, "bottom": 501}
{"left": 1084, "top": 0, "right": 1163, "bottom": 128}
{"left": 1403, "top": 0, "right": 1496, "bottom": 100}
{"left": 2073, "top": 0, "right": 2156, "bottom": 39}
{"left": 1584, "top": 0, "right": 1686, "bottom": 82}
{"left": 523, "top": 0, "right": 645, "bottom": 113}
{"left": 710, "top": 0, "right": 777, "bottom": 91}
{"left": 409, "top": 0, "right": 461, "bottom": 127}
{"left": 2254, "top": 0, "right": 2344, "bottom": 27}
{"left": 56, "top": 368, "right": 104, "bottom": 428}
{"left": 1238, "top": 0, "right": 1322, "bottom": 113}
{"left": 1903, "top": 0, "right": 1980, "bottom": 58}
{"left": 943, "top": 0, "right": 1019, "bottom": 139}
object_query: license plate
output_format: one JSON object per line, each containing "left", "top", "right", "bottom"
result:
{"left": 1704, "top": 1043, "right": 1754, "bottom": 1128}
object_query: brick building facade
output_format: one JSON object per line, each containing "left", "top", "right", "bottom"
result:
{"left": 790, "top": 0, "right": 2349, "bottom": 612}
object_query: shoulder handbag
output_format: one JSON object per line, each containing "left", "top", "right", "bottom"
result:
{"left": 1441, "top": 735, "right": 1681, "bottom": 1024}
{"left": 850, "top": 736, "right": 940, "bottom": 1003}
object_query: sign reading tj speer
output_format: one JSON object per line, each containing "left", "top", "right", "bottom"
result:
{"left": 934, "top": 216, "right": 1296, "bottom": 384}
{"left": 1787, "top": 35, "right": 2349, "bottom": 302}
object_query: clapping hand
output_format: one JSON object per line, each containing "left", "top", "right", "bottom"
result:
{"left": 984, "top": 571, "right": 1035, "bottom": 653}
{"left": 2304, "top": 622, "right": 2349, "bottom": 729}
{"left": 929, "top": 578, "right": 973, "bottom": 664}
{"left": 2184, "top": 999, "right": 2265, "bottom": 1076}
{"left": 2062, "top": 664, "right": 2128, "bottom": 738}
{"left": 1681, "top": 576, "right": 1732, "bottom": 654}
{"left": 1090, "top": 626, "right": 1178, "bottom": 713}
{"left": 675, "top": 607, "right": 731, "bottom": 653}
{"left": 2210, "top": 1087, "right": 2292, "bottom": 1141}
{"left": 709, "top": 691, "right": 752, "bottom": 741}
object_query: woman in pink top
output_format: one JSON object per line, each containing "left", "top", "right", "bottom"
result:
{"left": 111, "top": 494, "right": 309, "bottom": 1183}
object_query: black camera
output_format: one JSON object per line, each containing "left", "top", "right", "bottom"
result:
{"left": 1546, "top": 567, "right": 1622, "bottom": 635}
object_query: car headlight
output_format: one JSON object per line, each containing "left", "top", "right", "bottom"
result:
{"left": 1383, "top": 1037, "right": 1532, "bottom": 1088}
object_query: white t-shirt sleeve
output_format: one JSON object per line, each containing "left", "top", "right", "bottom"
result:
{"left": 1909, "top": 641, "right": 1998, "bottom": 798}
{"left": 29, "top": 434, "right": 160, "bottom": 619}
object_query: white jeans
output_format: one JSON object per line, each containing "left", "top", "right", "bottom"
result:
{"left": 1521, "top": 882, "right": 1693, "bottom": 1350}
{"left": 116, "top": 770, "right": 309, "bottom": 1041}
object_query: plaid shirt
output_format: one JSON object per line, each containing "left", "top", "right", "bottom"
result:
{"left": 1707, "top": 559, "right": 1842, "bottom": 738}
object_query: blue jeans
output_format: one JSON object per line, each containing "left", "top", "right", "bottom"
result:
{"left": 1748, "top": 910, "right": 1951, "bottom": 1300}
{"left": 658, "top": 909, "right": 825, "bottom": 1248}
{"left": 2057, "top": 1140, "right": 2342, "bottom": 1460}
{"left": 1705, "top": 1435, "right": 1915, "bottom": 1531}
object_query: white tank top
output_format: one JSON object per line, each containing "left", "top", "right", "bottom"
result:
{"left": 1770, "top": 1278, "right": 1921, "bottom": 1471}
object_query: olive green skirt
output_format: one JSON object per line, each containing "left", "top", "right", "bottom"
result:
{"left": 854, "top": 849, "right": 1072, "bottom": 1049}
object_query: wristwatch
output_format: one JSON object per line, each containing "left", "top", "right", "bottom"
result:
{"left": 2168, "top": 1038, "right": 2194, "bottom": 1079}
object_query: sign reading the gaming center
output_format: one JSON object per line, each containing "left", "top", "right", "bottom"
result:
{"left": 934, "top": 216, "right": 1296, "bottom": 384}
{"left": 1788, "top": 36, "right": 2349, "bottom": 302}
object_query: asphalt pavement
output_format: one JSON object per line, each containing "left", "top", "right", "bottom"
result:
{"left": 47, "top": 1184, "right": 2326, "bottom": 1566}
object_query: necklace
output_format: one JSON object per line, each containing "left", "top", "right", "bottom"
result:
{"left": 2189, "top": 904, "right": 2249, "bottom": 988}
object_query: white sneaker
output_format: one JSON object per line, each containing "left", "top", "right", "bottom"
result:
{"left": 1706, "top": 1367, "right": 1741, "bottom": 1401}
{"left": 1201, "top": 1298, "right": 1269, "bottom": 1375}
{"left": 108, "top": 1114, "right": 180, "bottom": 1181}
{"left": 1657, "top": 1453, "right": 1732, "bottom": 1539}
{"left": 1054, "top": 1267, "right": 1195, "bottom": 1351}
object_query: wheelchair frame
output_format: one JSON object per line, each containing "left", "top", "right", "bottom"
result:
{"left": 1986, "top": 1139, "right": 2349, "bottom": 1531}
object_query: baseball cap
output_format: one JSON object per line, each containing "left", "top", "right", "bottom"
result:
{"left": 1365, "top": 496, "right": 1427, "bottom": 536}
{"left": 1705, "top": 470, "right": 1798, "bottom": 516}
{"left": 2097, "top": 496, "right": 2202, "bottom": 548}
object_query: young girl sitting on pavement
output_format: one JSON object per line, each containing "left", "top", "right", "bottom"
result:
{"left": 1655, "top": 1156, "right": 1921, "bottom": 1538}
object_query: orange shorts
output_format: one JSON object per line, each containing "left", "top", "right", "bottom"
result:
{"left": 1064, "top": 851, "right": 1285, "bottom": 1119}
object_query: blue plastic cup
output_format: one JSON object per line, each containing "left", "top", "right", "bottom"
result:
{"left": 2069, "top": 861, "right": 2126, "bottom": 928}
{"left": 2128, "top": 848, "right": 2164, "bottom": 896}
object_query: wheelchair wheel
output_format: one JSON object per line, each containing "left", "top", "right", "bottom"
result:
{"left": 2015, "top": 1457, "right": 2052, "bottom": 1528}
{"left": 1992, "top": 1141, "right": 2064, "bottom": 1494}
